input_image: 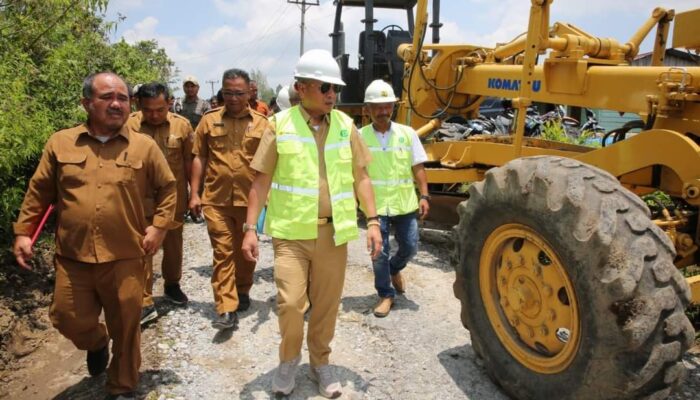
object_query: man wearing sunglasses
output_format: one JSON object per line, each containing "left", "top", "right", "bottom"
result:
{"left": 189, "top": 68, "right": 269, "bottom": 330}
{"left": 241, "top": 49, "right": 382, "bottom": 398}
{"left": 360, "top": 79, "right": 430, "bottom": 318}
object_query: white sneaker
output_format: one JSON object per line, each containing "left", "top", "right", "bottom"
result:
{"left": 272, "top": 355, "right": 301, "bottom": 395}
{"left": 310, "top": 365, "right": 342, "bottom": 399}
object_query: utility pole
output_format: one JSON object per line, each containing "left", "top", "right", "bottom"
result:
{"left": 287, "top": 0, "right": 319, "bottom": 56}
{"left": 205, "top": 79, "right": 219, "bottom": 97}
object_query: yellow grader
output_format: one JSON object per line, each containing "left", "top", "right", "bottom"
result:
{"left": 389, "top": 0, "right": 700, "bottom": 399}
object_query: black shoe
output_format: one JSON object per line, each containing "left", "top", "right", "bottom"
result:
{"left": 87, "top": 345, "right": 109, "bottom": 376}
{"left": 164, "top": 283, "right": 188, "bottom": 305}
{"left": 105, "top": 392, "right": 136, "bottom": 400}
{"left": 211, "top": 311, "right": 238, "bottom": 330}
{"left": 238, "top": 293, "right": 251, "bottom": 312}
{"left": 140, "top": 305, "right": 158, "bottom": 326}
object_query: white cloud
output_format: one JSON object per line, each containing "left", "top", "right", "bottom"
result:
{"left": 115, "top": 0, "right": 698, "bottom": 99}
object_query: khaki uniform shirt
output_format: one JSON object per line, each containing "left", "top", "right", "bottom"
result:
{"left": 127, "top": 112, "right": 193, "bottom": 214}
{"left": 13, "top": 124, "right": 178, "bottom": 263}
{"left": 251, "top": 106, "right": 371, "bottom": 218}
{"left": 179, "top": 97, "right": 210, "bottom": 129}
{"left": 193, "top": 106, "right": 269, "bottom": 207}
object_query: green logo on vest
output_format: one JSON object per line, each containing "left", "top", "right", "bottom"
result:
{"left": 340, "top": 129, "right": 349, "bottom": 138}
{"left": 399, "top": 137, "right": 405, "bottom": 143}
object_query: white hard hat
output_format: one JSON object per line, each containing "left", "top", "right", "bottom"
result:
{"left": 294, "top": 49, "right": 345, "bottom": 86}
{"left": 364, "top": 79, "right": 398, "bottom": 103}
{"left": 277, "top": 85, "right": 291, "bottom": 110}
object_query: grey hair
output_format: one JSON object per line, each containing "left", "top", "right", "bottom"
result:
{"left": 82, "top": 72, "right": 127, "bottom": 99}
{"left": 221, "top": 68, "right": 251, "bottom": 84}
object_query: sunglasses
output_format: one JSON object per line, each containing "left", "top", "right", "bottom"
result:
{"left": 318, "top": 82, "right": 343, "bottom": 94}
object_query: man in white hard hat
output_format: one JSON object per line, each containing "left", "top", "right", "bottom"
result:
{"left": 360, "top": 79, "right": 430, "bottom": 318}
{"left": 275, "top": 84, "right": 301, "bottom": 112}
{"left": 178, "top": 75, "right": 210, "bottom": 129}
{"left": 241, "top": 49, "right": 382, "bottom": 398}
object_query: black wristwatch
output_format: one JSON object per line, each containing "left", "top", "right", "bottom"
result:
{"left": 420, "top": 195, "right": 431, "bottom": 201}
{"left": 367, "top": 215, "right": 379, "bottom": 222}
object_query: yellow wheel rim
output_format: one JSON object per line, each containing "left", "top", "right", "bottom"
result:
{"left": 480, "top": 224, "right": 580, "bottom": 374}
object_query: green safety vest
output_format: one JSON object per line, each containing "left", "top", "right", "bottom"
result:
{"left": 265, "top": 106, "right": 359, "bottom": 245}
{"left": 360, "top": 122, "right": 418, "bottom": 216}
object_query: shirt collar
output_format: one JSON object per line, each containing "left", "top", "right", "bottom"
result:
{"left": 298, "top": 105, "right": 330, "bottom": 127}
{"left": 223, "top": 105, "right": 252, "bottom": 119}
{"left": 78, "top": 122, "right": 131, "bottom": 142}
{"left": 372, "top": 121, "right": 393, "bottom": 135}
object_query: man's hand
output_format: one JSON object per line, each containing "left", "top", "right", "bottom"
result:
{"left": 142, "top": 226, "right": 167, "bottom": 255}
{"left": 241, "top": 230, "right": 259, "bottom": 262}
{"left": 13, "top": 235, "right": 33, "bottom": 270}
{"left": 367, "top": 225, "right": 382, "bottom": 260}
{"left": 419, "top": 198, "right": 430, "bottom": 220}
{"left": 188, "top": 193, "right": 202, "bottom": 218}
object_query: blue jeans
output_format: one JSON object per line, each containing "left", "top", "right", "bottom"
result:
{"left": 373, "top": 212, "right": 419, "bottom": 298}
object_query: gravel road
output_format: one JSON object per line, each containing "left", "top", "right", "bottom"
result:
{"left": 2, "top": 221, "right": 699, "bottom": 399}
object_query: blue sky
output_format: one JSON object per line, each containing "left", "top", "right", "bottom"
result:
{"left": 105, "top": 0, "right": 698, "bottom": 98}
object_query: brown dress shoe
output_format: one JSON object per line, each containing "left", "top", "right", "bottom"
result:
{"left": 391, "top": 272, "right": 405, "bottom": 294}
{"left": 373, "top": 297, "right": 393, "bottom": 318}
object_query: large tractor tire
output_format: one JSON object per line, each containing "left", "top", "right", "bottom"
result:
{"left": 453, "top": 156, "right": 695, "bottom": 400}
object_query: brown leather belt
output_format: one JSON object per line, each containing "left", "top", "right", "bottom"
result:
{"left": 317, "top": 217, "right": 333, "bottom": 225}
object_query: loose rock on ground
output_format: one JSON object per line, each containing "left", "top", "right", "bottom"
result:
{"left": 1, "top": 221, "right": 699, "bottom": 399}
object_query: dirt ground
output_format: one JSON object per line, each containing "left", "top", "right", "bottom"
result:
{"left": 1, "top": 222, "right": 699, "bottom": 399}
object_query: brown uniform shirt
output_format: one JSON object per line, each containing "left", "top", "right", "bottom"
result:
{"left": 193, "top": 106, "right": 269, "bottom": 207}
{"left": 126, "top": 112, "right": 193, "bottom": 214}
{"left": 13, "top": 124, "right": 178, "bottom": 263}
{"left": 250, "top": 106, "right": 371, "bottom": 218}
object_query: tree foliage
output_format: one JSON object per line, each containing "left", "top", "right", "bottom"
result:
{"left": 249, "top": 68, "right": 275, "bottom": 103}
{"left": 0, "top": 0, "right": 175, "bottom": 249}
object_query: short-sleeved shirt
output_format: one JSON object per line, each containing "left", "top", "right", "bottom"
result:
{"left": 251, "top": 106, "right": 372, "bottom": 218}
{"left": 179, "top": 97, "right": 210, "bottom": 129}
{"left": 127, "top": 112, "right": 194, "bottom": 213}
{"left": 193, "top": 106, "right": 269, "bottom": 207}
{"left": 13, "top": 124, "right": 178, "bottom": 263}
{"left": 366, "top": 121, "right": 428, "bottom": 166}
{"left": 250, "top": 99, "right": 270, "bottom": 116}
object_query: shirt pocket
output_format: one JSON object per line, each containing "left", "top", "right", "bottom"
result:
{"left": 209, "top": 129, "right": 228, "bottom": 151}
{"left": 277, "top": 140, "right": 303, "bottom": 155}
{"left": 115, "top": 158, "right": 143, "bottom": 184}
{"left": 243, "top": 126, "right": 263, "bottom": 156}
{"left": 56, "top": 153, "right": 87, "bottom": 187}
{"left": 166, "top": 135, "right": 183, "bottom": 165}
{"left": 396, "top": 147, "right": 410, "bottom": 159}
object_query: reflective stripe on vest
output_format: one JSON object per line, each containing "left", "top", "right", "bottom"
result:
{"left": 360, "top": 123, "right": 419, "bottom": 216}
{"left": 266, "top": 106, "right": 359, "bottom": 245}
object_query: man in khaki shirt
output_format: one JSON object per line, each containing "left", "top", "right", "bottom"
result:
{"left": 241, "top": 49, "right": 382, "bottom": 398}
{"left": 13, "top": 72, "right": 177, "bottom": 399}
{"left": 189, "top": 68, "right": 269, "bottom": 330}
{"left": 127, "top": 82, "right": 194, "bottom": 324}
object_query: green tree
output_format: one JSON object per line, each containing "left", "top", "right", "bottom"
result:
{"left": 250, "top": 69, "right": 275, "bottom": 103}
{"left": 0, "top": 0, "right": 174, "bottom": 250}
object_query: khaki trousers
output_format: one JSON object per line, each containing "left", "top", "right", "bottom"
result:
{"left": 50, "top": 255, "right": 144, "bottom": 395}
{"left": 273, "top": 223, "right": 347, "bottom": 367}
{"left": 143, "top": 214, "right": 184, "bottom": 307}
{"left": 203, "top": 205, "right": 256, "bottom": 314}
